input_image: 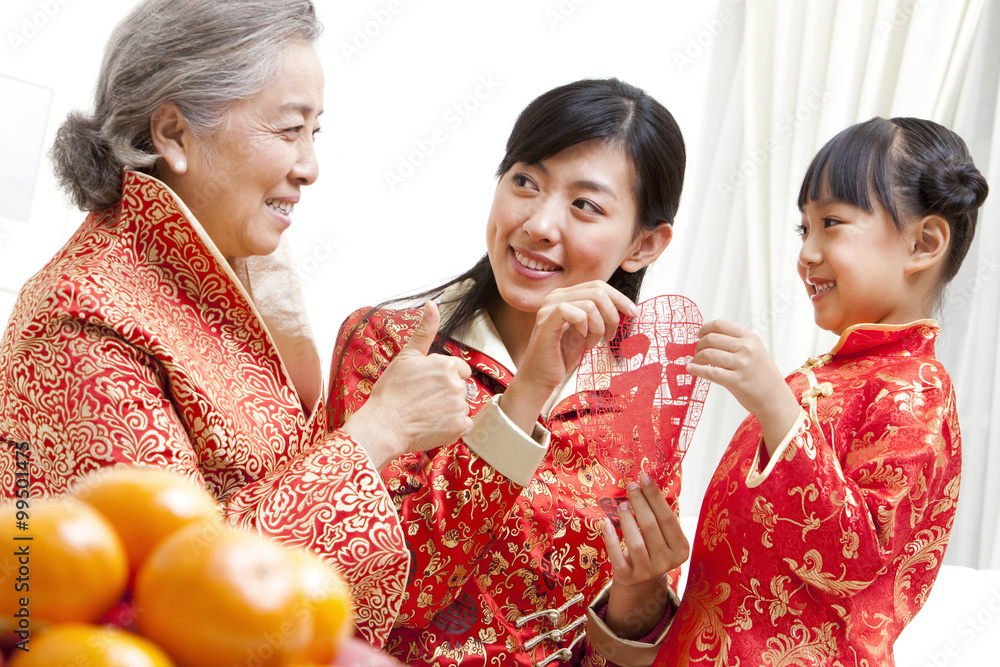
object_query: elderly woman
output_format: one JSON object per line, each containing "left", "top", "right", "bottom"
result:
{"left": 0, "top": 0, "right": 472, "bottom": 647}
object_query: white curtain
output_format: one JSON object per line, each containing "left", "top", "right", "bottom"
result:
{"left": 671, "top": 0, "right": 999, "bottom": 569}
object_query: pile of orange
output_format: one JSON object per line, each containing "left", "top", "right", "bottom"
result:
{"left": 0, "top": 466, "right": 353, "bottom": 667}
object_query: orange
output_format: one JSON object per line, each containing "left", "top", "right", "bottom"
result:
{"left": 0, "top": 497, "right": 128, "bottom": 631}
{"left": 289, "top": 548, "right": 353, "bottom": 663}
{"left": 134, "top": 522, "right": 312, "bottom": 667}
{"left": 73, "top": 465, "right": 221, "bottom": 576}
{"left": 7, "top": 623, "right": 175, "bottom": 667}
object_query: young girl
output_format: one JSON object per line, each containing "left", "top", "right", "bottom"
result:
{"left": 655, "top": 117, "right": 988, "bottom": 665}
{"left": 329, "top": 79, "right": 692, "bottom": 666}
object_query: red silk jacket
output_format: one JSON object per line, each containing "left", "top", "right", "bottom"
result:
{"left": 329, "top": 305, "right": 685, "bottom": 667}
{"left": 0, "top": 171, "right": 408, "bottom": 646}
{"left": 658, "top": 321, "right": 961, "bottom": 666}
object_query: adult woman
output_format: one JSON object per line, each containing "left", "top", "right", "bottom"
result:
{"left": 330, "top": 79, "right": 692, "bottom": 666}
{"left": 0, "top": 0, "right": 471, "bottom": 646}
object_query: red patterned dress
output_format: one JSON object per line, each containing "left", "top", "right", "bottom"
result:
{"left": 330, "top": 304, "right": 684, "bottom": 667}
{"left": 0, "top": 171, "right": 407, "bottom": 646}
{"left": 657, "top": 321, "right": 961, "bottom": 666}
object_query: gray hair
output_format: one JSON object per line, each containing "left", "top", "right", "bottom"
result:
{"left": 51, "top": 0, "right": 323, "bottom": 211}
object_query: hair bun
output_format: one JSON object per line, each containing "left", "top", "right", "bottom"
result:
{"left": 51, "top": 111, "right": 124, "bottom": 211}
{"left": 921, "top": 156, "right": 989, "bottom": 217}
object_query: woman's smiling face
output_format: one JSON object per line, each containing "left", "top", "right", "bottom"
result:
{"left": 486, "top": 139, "right": 644, "bottom": 316}
{"left": 162, "top": 41, "right": 325, "bottom": 258}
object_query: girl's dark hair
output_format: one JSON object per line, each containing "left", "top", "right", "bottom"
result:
{"left": 390, "top": 77, "right": 686, "bottom": 349}
{"left": 797, "top": 116, "right": 989, "bottom": 287}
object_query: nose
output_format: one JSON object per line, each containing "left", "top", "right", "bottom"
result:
{"left": 290, "top": 136, "right": 319, "bottom": 186}
{"left": 798, "top": 231, "right": 821, "bottom": 268}
{"left": 522, "top": 199, "right": 561, "bottom": 244}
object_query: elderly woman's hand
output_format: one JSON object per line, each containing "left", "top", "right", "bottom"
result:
{"left": 602, "top": 472, "right": 689, "bottom": 640}
{"left": 342, "top": 302, "right": 474, "bottom": 470}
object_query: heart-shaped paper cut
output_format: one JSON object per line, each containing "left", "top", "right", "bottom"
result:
{"left": 576, "top": 295, "right": 709, "bottom": 487}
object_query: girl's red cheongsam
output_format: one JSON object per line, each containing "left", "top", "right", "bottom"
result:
{"left": 658, "top": 322, "right": 961, "bottom": 666}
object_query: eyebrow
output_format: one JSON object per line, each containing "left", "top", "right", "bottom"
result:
{"left": 529, "top": 162, "right": 619, "bottom": 200}
{"left": 800, "top": 197, "right": 840, "bottom": 211}
{"left": 574, "top": 179, "right": 618, "bottom": 200}
{"left": 279, "top": 103, "right": 324, "bottom": 117}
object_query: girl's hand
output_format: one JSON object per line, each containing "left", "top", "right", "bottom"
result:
{"left": 343, "top": 302, "right": 474, "bottom": 469}
{"left": 687, "top": 319, "right": 801, "bottom": 455}
{"left": 603, "top": 473, "right": 689, "bottom": 639}
{"left": 501, "top": 281, "right": 637, "bottom": 434}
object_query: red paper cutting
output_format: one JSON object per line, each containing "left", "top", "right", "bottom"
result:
{"left": 576, "top": 295, "right": 709, "bottom": 487}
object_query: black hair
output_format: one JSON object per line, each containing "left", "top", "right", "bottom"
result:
{"left": 798, "top": 116, "right": 988, "bottom": 286}
{"left": 387, "top": 78, "right": 686, "bottom": 350}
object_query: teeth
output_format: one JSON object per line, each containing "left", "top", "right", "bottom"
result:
{"left": 265, "top": 199, "right": 294, "bottom": 215}
{"left": 813, "top": 282, "right": 835, "bottom": 294}
{"left": 514, "top": 250, "right": 559, "bottom": 272}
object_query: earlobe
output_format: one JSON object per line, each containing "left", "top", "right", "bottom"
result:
{"left": 621, "top": 222, "right": 674, "bottom": 273}
{"left": 906, "top": 215, "right": 950, "bottom": 275}
{"left": 149, "top": 102, "right": 191, "bottom": 176}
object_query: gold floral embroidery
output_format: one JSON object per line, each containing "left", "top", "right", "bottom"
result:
{"left": 783, "top": 550, "right": 873, "bottom": 595}
{"left": 751, "top": 496, "right": 777, "bottom": 547}
{"left": 759, "top": 621, "right": 838, "bottom": 665}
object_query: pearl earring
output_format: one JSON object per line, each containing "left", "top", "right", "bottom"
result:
{"left": 174, "top": 160, "right": 187, "bottom": 173}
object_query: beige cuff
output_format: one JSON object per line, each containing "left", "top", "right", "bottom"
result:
{"left": 585, "top": 580, "right": 678, "bottom": 667}
{"left": 464, "top": 395, "right": 550, "bottom": 487}
{"left": 745, "top": 408, "right": 808, "bottom": 488}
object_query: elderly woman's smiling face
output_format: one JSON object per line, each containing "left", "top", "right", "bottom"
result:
{"left": 154, "top": 41, "right": 324, "bottom": 258}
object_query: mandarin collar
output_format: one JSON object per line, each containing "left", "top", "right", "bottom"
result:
{"left": 828, "top": 320, "right": 939, "bottom": 358}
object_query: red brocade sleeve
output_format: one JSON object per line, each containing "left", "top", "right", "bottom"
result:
{"left": 329, "top": 308, "right": 534, "bottom": 628}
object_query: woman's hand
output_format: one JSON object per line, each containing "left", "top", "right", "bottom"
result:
{"left": 603, "top": 473, "right": 689, "bottom": 639}
{"left": 343, "top": 302, "right": 474, "bottom": 470}
{"left": 501, "top": 281, "right": 637, "bottom": 434}
{"left": 687, "top": 319, "right": 801, "bottom": 456}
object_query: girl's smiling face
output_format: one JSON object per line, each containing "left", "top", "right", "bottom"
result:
{"left": 486, "top": 139, "right": 649, "bottom": 316}
{"left": 797, "top": 196, "right": 926, "bottom": 335}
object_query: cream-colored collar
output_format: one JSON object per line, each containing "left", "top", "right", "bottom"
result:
{"left": 441, "top": 281, "right": 579, "bottom": 415}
